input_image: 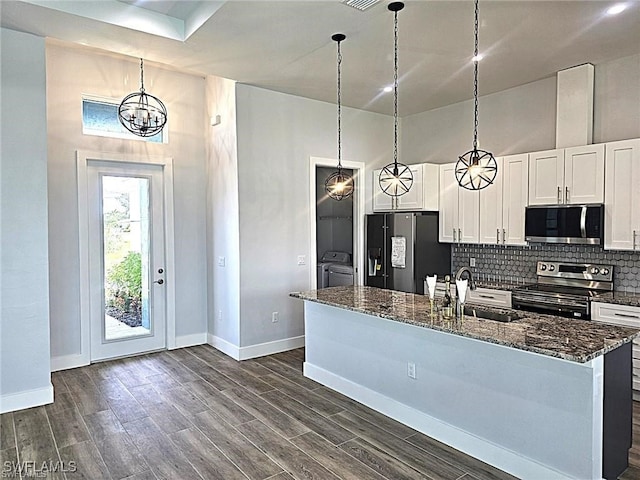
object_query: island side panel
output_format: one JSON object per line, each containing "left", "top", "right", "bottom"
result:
{"left": 303, "top": 301, "right": 604, "bottom": 480}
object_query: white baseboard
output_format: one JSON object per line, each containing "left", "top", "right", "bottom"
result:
{"left": 304, "top": 362, "right": 569, "bottom": 480}
{"left": 51, "top": 353, "right": 90, "bottom": 372}
{"left": 208, "top": 334, "right": 305, "bottom": 361}
{"left": 173, "top": 333, "right": 207, "bottom": 349}
{"left": 0, "top": 384, "right": 54, "bottom": 414}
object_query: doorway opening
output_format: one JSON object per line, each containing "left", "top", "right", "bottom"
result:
{"left": 309, "top": 157, "right": 365, "bottom": 290}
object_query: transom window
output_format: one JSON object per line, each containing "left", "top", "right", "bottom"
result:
{"left": 82, "top": 95, "right": 166, "bottom": 143}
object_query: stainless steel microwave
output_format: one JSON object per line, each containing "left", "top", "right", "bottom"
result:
{"left": 524, "top": 204, "right": 604, "bottom": 245}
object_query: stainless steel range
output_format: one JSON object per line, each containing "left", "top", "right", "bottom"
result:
{"left": 512, "top": 261, "right": 614, "bottom": 319}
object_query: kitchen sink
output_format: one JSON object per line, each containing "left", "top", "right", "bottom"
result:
{"left": 463, "top": 306, "right": 522, "bottom": 323}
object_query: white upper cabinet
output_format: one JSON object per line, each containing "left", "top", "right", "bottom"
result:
{"left": 478, "top": 157, "right": 503, "bottom": 244}
{"left": 528, "top": 149, "right": 564, "bottom": 205}
{"left": 480, "top": 153, "right": 529, "bottom": 245}
{"left": 438, "top": 163, "right": 458, "bottom": 243}
{"left": 604, "top": 139, "right": 640, "bottom": 251}
{"left": 564, "top": 144, "right": 605, "bottom": 204}
{"left": 373, "top": 163, "right": 438, "bottom": 212}
{"left": 501, "top": 154, "right": 529, "bottom": 245}
{"left": 479, "top": 154, "right": 528, "bottom": 245}
{"left": 528, "top": 145, "right": 604, "bottom": 205}
{"left": 439, "top": 163, "right": 479, "bottom": 244}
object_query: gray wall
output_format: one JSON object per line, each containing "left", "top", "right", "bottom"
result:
{"left": 402, "top": 53, "right": 640, "bottom": 165}
{"left": 235, "top": 85, "right": 392, "bottom": 348}
{"left": 206, "top": 75, "right": 241, "bottom": 346}
{"left": 0, "top": 28, "right": 52, "bottom": 408}
{"left": 46, "top": 43, "right": 208, "bottom": 360}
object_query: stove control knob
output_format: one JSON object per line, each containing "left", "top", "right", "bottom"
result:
{"left": 540, "top": 264, "right": 547, "bottom": 271}
{"left": 601, "top": 268, "right": 610, "bottom": 275}
{"left": 590, "top": 267, "right": 599, "bottom": 275}
{"left": 548, "top": 265, "right": 555, "bottom": 271}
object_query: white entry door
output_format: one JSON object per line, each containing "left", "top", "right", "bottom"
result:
{"left": 87, "top": 160, "right": 167, "bottom": 361}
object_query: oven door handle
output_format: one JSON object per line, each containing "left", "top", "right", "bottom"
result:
{"left": 580, "top": 206, "right": 587, "bottom": 239}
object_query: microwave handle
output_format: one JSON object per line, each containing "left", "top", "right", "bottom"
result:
{"left": 580, "top": 206, "right": 587, "bottom": 238}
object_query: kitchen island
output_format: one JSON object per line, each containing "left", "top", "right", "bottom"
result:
{"left": 291, "top": 286, "right": 639, "bottom": 480}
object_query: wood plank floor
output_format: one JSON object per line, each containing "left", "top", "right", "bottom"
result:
{"left": 0, "top": 346, "right": 637, "bottom": 479}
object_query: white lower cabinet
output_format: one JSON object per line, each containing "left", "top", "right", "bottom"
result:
{"left": 592, "top": 302, "right": 640, "bottom": 395}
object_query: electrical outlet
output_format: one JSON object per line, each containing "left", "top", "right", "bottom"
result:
{"left": 297, "top": 255, "right": 306, "bottom": 266}
{"left": 272, "top": 312, "right": 279, "bottom": 323}
{"left": 407, "top": 362, "right": 416, "bottom": 379}
{"left": 218, "top": 256, "right": 226, "bottom": 267}
{"left": 470, "top": 257, "right": 476, "bottom": 267}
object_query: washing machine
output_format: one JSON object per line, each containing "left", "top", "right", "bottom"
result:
{"left": 317, "top": 251, "right": 351, "bottom": 289}
{"left": 328, "top": 263, "right": 354, "bottom": 287}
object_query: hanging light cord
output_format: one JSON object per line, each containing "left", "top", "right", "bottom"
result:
{"left": 393, "top": 8, "right": 399, "bottom": 170}
{"left": 139, "top": 58, "right": 145, "bottom": 93}
{"left": 337, "top": 40, "right": 342, "bottom": 170}
{"left": 472, "top": 0, "right": 479, "bottom": 151}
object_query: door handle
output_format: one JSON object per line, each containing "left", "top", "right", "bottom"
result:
{"left": 565, "top": 186, "right": 569, "bottom": 203}
{"left": 634, "top": 230, "right": 637, "bottom": 250}
{"left": 453, "top": 228, "right": 456, "bottom": 242}
{"left": 503, "top": 229, "right": 506, "bottom": 243}
{"left": 458, "top": 228, "right": 462, "bottom": 243}
{"left": 497, "top": 228, "right": 500, "bottom": 243}
{"left": 154, "top": 279, "right": 164, "bottom": 285}
{"left": 557, "top": 186, "right": 561, "bottom": 204}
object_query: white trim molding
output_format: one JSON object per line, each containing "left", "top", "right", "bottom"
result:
{"left": 173, "top": 333, "right": 208, "bottom": 349}
{"left": 76, "top": 150, "right": 176, "bottom": 362}
{"left": 51, "top": 353, "right": 90, "bottom": 372}
{"left": 0, "top": 385, "right": 54, "bottom": 414}
{"left": 208, "top": 334, "right": 304, "bottom": 361}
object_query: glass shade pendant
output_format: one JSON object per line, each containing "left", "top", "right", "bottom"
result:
{"left": 118, "top": 59, "right": 168, "bottom": 138}
{"left": 455, "top": 0, "right": 497, "bottom": 190}
{"left": 325, "top": 33, "right": 354, "bottom": 201}
{"left": 379, "top": 1, "right": 413, "bottom": 198}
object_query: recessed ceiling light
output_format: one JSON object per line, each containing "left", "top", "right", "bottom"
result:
{"left": 606, "top": 3, "right": 627, "bottom": 15}
{"left": 472, "top": 54, "right": 484, "bottom": 62}
{"left": 383, "top": 86, "right": 393, "bottom": 93}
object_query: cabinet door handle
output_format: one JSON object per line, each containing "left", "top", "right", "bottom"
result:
{"left": 497, "top": 229, "right": 500, "bottom": 243}
{"left": 614, "top": 312, "right": 640, "bottom": 319}
{"left": 479, "top": 294, "right": 496, "bottom": 299}
{"left": 557, "top": 186, "right": 561, "bottom": 203}
{"left": 453, "top": 228, "right": 456, "bottom": 242}
{"left": 458, "top": 228, "right": 462, "bottom": 243}
{"left": 503, "top": 229, "right": 506, "bottom": 243}
{"left": 634, "top": 230, "right": 637, "bottom": 250}
{"left": 565, "top": 186, "right": 569, "bottom": 203}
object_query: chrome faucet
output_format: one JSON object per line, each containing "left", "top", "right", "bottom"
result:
{"left": 455, "top": 267, "right": 476, "bottom": 316}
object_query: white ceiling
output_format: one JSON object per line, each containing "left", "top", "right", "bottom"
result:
{"left": 2, "top": 1, "right": 639, "bottom": 116}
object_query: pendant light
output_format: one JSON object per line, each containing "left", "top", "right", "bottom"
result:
{"left": 325, "top": 33, "right": 354, "bottom": 201}
{"left": 379, "top": 1, "right": 413, "bottom": 198}
{"left": 118, "top": 58, "right": 168, "bottom": 138}
{"left": 455, "top": 0, "right": 497, "bottom": 190}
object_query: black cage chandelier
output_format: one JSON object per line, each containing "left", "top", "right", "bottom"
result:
{"left": 325, "top": 33, "right": 354, "bottom": 201}
{"left": 379, "top": 1, "right": 413, "bottom": 198}
{"left": 455, "top": 0, "right": 497, "bottom": 190}
{"left": 118, "top": 58, "right": 168, "bottom": 138}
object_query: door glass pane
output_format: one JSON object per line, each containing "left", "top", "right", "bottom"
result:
{"left": 102, "top": 176, "right": 151, "bottom": 340}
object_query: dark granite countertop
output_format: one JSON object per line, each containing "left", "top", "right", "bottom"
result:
{"left": 291, "top": 286, "right": 640, "bottom": 364}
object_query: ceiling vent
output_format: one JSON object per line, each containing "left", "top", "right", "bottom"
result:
{"left": 343, "top": 0, "right": 380, "bottom": 11}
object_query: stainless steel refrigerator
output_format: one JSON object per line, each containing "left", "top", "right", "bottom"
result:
{"left": 365, "top": 212, "right": 451, "bottom": 294}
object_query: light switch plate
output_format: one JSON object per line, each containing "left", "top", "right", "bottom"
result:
{"left": 297, "top": 255, "right": 306, "bottom": 266}
{"left": 218, "top": 256, "right": 226, "bottom": 267}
